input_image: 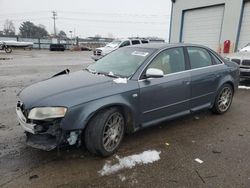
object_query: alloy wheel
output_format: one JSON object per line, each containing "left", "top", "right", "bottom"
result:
{"left": 102, "top": 112, "right": 124, "bottom": 152}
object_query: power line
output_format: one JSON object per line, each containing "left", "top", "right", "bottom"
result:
{"left": 0, "top": 11, "right": 50, "bottom": 17}
{"left": 59, "top": 17, "right": 167, "bottom": 25}
{"left": 0, "top": 10, "right": 170, "bottom": 19}
{"left": 0, "top": 17, "right": 50, "bottom": 21}
{"left": 59, "top": 10, "right": 170, "bottom": 18}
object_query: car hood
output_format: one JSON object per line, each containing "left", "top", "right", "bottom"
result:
{"left": 18, "top": 70, "right": 130, "bottom": 109}
{"left": 225, "top": 52, "right": 250, "bottom": 60}
{"left": 96, "top": 46, "right": 116, "bottom": 55}
{"left": 239, "top": 46, "right": 250, "bottom": 52}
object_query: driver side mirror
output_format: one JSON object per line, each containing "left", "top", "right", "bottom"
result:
{"left": 145, "top": 68, "right": 164, "bottom": 78}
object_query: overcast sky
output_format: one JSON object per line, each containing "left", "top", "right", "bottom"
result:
{"left": 0, "top": 0, "right": 171, "bottom": 40}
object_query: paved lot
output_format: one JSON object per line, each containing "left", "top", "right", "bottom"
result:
{"left": 0, "top": 50, "right": 250, "bottom": 188}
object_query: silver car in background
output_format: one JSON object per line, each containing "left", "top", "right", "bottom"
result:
{"left": 225, "top": 52, "right": 250, "bottom": 80}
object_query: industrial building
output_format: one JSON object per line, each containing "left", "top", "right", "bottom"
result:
{"left": 169, "top": 0, "right": 250, "bottom": 53}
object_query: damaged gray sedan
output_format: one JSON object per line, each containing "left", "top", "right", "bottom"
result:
{"left": 16, "top": 43, "right": 239, "bottom": 156}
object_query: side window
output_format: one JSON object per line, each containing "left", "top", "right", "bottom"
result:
{"left": 148, "top": 48, "right": 186, "bottom": 75}
{"left": 131, "top": 40, "right": 140, "bottom": 45}
{"left": 141, "top": 40, "right": 149, "bottom": 44}
{"left": 187, "top": 47, "right": 212, "bottom": 69}
{"left": 210, "top": 53, "right": 222, "bottom": 64}
{"left": 120, "top": 41, "right": 130, "bottom": 47}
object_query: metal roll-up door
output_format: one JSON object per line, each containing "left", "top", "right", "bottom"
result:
{"left": 238, "top": 1, "right": 250, "bottom": 50}
{"left": 181, "top": 5, "right": 224, "bottom": 51}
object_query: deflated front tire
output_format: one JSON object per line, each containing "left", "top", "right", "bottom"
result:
{"left": 84, "top": 107, "right": 125, "bottom": 157}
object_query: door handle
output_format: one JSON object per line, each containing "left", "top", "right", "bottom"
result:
{"left": 183, "top": 80, "right": 190, "bottom": 85}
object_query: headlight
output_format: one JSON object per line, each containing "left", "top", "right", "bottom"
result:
{"left": 28, "top": 107, "right": 67, "bottom": 120}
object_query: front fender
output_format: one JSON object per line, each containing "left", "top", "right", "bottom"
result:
{"left": 60, "top": 91, "right": 140, "bottom": 131}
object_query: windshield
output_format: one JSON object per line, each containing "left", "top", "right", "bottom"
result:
{"left": 106, "top": 40, "right": 122, "bottom": 48}
{"left": 87, "top": 47, "right": 155, "bottom": 78}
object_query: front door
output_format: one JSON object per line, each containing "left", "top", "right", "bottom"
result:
{"left": 139, "top": 47, "right": 191, "bottom": 127}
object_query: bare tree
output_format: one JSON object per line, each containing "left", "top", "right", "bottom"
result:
{"left": 3, "top": 19, "right": 15, "bottom": 36}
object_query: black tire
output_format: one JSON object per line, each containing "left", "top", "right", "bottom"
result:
{"left": 212, "top": 83, "right": 234, "bottom": 114}
{"left": 84, "top": 107, "right": 125, "bottom": 157}
{"left": 5, "top": 47, "right": 12, "bottom": 53}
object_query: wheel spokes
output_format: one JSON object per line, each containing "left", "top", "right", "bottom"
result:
{"left": 102, "top": 112, "right": 124, "bottom": 152}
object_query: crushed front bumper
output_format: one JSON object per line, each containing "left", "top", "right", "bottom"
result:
{"left": 26, "top": 133, "right": 59, "bottom": 151}
{"left": 16, "top": 106, "right": 64, "bottom": 151}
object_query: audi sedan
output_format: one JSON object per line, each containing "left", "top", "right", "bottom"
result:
{"left": 16, "top": 43, "right": 239, "bottom": 156}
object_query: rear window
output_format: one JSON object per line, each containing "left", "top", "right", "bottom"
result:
{"left": 131, "top": 40, "right": 140, "bottom": 45}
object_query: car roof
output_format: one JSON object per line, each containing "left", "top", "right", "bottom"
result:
{"left": 128, "top": 43, "right": 211, "bottom": 50}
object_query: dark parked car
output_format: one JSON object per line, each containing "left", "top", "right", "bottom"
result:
{"left": 16, "top": 43, "right": 239, "bottom": 156}
{"left": 50, "top": 44, "right": 65, "bottom": 51}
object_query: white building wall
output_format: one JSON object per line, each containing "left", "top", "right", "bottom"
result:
{"left": 170, "top": 0, "right": 243, "bottom": 52}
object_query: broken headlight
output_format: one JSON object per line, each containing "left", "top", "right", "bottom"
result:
{"left": 28, "top": 107, "right": 67, "bottom": 120}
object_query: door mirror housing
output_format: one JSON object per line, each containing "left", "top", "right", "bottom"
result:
{"left": 145, "top": 68, "right": 164, "bottom": 78}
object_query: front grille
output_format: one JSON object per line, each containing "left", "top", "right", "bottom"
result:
{"left": 242, "top": 60, "right": 250, "bottom": 66}
{"left": 240, "top": 72, "right": 250, "bottom": 77}
{"left": 93, "top": 50, "right": 102, "bottom": 56}
{"left": 231, "top": 59, "right": 241, "bottom": 65}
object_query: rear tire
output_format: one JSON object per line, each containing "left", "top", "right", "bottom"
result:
{"left": 84, "top": 108, "right": 125, "bottom": 157}
{"left": 212, "top": 83, "right": 233, "bottom": 114}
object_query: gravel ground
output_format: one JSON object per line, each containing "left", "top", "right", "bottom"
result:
{"left": 0, "top": 50, "right": 250, "bottom": 188}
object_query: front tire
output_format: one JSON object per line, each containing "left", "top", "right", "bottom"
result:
{"left": 212, "top": 83, "right": 233, "bottom": 114}
{"left": 85, "top": 108, "right": 125, "bottom": 157}
{"left": 5, "top": 47, "right": 12, "bottom": 53}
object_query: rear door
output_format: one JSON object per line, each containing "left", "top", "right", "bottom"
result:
{"left": 186, "top": 47, "right": 222, "bottom": 111}
{"left": 139, "top": 47, "right": 191, "bottom": 127}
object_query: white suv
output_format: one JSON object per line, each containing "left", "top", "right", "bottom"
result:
{"left": 91, "top": 39, "right": 149, "bottom": 61}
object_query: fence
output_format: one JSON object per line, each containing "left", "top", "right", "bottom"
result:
{"left": 0, "top": 36, "right": 108, "bottom": 50}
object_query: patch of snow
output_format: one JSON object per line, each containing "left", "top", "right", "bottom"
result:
{"left": 239, "top": 86, "right": 250, "bottom": 90}
{"left": 118, "top": 174, "right": 126, "bottom": 182}
{"left": 108, "top": 72, "right": 114, "bottom": 76}
{"left": 195, "top": 158, "right": 204, "bottom": 164}
{"left": 113, "top": 77, "right": 127, "bottom": 84}
{"left": 99, "top": 150, "right": 161, "bottom": 176}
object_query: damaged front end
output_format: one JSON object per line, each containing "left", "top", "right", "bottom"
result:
{"left": 16, "top": 101, "right": 81, "bottom": 151}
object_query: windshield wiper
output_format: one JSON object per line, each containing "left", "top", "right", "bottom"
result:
{"left": 85, "top": 68, "right": 96, "bottom": 74}
{"left": 97, "top": 71, "right": 120, "bottom": 78}
{"left": 85, "top": 68, "right": 120, "bottom": 78}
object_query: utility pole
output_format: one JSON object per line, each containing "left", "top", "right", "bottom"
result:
{"left": 52, "top": 11, "right": 57, "bottom": 37}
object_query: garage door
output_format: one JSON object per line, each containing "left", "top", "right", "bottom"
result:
{"left": 238, "top": 1, "right": 250, "bottom": 49}
{"left": 181, "top": 5, "right": 224, "bottom": 51}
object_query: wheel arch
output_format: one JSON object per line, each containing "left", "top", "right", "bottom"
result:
{"left": 217, "top": 74, "right": 235, "bottom": 92}
{"left": 60, "top": 96, "right": 139, "bottom": 133}
{"left": 85, "top": 103, "right": 136, "bottom": 134}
